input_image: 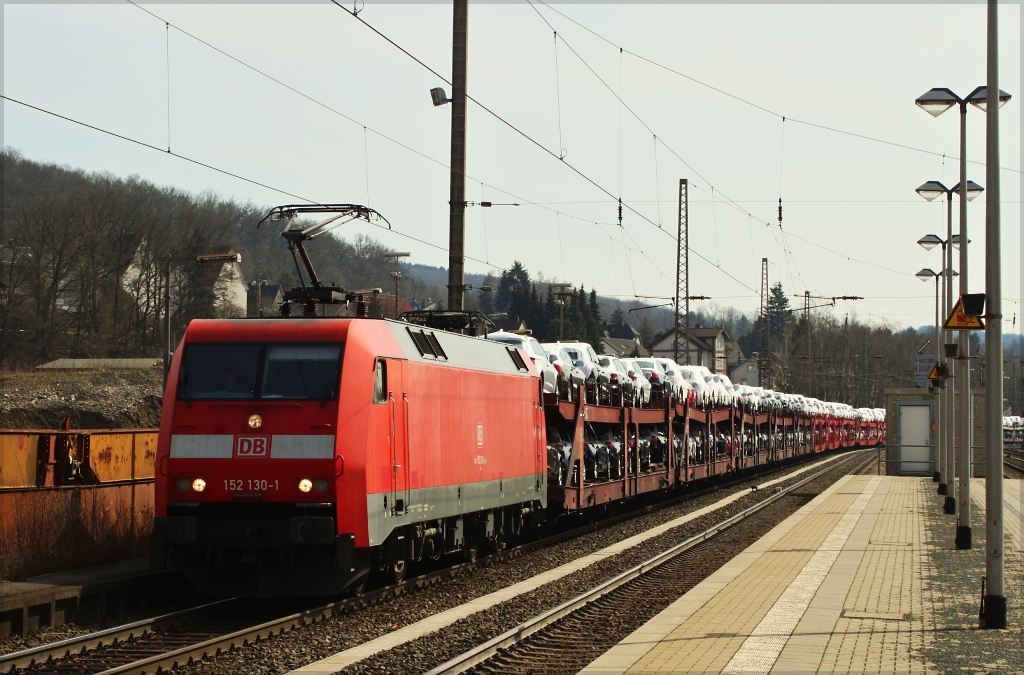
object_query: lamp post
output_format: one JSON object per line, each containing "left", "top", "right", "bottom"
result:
{"left": 384, "top": 252, "right": 410, "bottom": 319}
{"left": 917, "top": 267, "right": 945, "bottom": 487}
{"left": 390, "top": 272, "right": 402, "bottom": 318}
{"left": 164, "top": 253, "right": 241, "bottom": 374}
{"left": 981, "top": 3, "right": 1011, "bottom": 627}
{"left": 918, "top": 232, "right": 955, "bottom": 502}
{"left": 549, "top": 283, "right": 573, "bottom": 341}
{"left": 917, "top": 86, "right": 1008, "bottom": 549}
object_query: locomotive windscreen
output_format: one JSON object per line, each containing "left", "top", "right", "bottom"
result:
{"left": 262, "top": 344, "right": 342, "bottom": 399}
{"left": 179, "top": 343, "right": 343, "bottom": 401}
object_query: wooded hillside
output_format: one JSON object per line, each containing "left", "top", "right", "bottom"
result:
{"left": 0, "top": 151, "right": 449, "bottom": 368}
{"left": 1, "top": 151, "right": 930, "bottom": 409}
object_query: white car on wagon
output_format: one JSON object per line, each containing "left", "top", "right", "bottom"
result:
{"left": 485, "top": 330, "right": 558, "bottom": 395}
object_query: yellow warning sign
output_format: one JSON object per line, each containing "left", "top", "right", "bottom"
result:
{"left": 942, "top": 298, "right": 985, "bottom": 331}
{"left": 927, "top": 364, "right": 942, "bottom": 380}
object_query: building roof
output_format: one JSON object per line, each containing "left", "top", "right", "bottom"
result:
{"left": 648, "top": 327, "right": 714, "bottom": 352}
{"left": 602, "top": 337, "right": 648, "bottom": 358}
{"left": 380, "top": 295, "right": 415, "bottom": 318}
{"left": 690, "top": 326, "right": 732, "bottom": 341}
{"left": 604, "top": 321, "right": 641, "bottom": 340}
{"left": 488, "top": 315, "right": 529, "bottom": 333}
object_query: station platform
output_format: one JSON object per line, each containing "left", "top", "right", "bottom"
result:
{"left": 582, "top": 476, "right": 1023, "bottom": 674}
{"left": 0, "top": 558, "right": 187, "bottom": 638}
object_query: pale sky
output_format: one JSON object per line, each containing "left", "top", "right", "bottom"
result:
{"left": 3, "top": 2, "right": 1021, "bottom": 331}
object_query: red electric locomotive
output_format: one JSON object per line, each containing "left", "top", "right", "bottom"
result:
{"left": 152, "top": 317, "right": 546, "bottom": 595}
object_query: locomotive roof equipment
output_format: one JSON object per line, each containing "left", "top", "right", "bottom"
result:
{"left": 257, "top": 203, "right": 390, "bottom": 314}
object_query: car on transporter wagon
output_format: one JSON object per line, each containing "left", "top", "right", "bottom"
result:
{"left": 541, "top": 345, "right": 587, "bottom": 398}
{"left": 623, "top": 357, "right": 674, "bottom": 399}
{"left": 598, "top": 355, "right": 639, "bottom": 406}
{"left": 556, "top": 342, "right": 613, "bottom": 403}
{"left": 485, "top": 330, "right": 558, "bottom": 396}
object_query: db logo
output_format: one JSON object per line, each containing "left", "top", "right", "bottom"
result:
{"left": 235, "top": 436, "right": 270, "bottom": 458}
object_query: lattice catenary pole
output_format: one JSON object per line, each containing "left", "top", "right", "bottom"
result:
{"left": 674, "top": 179, "right": 689, "bottom": 364}
{"left": 758, "top": 258, "right": 770, "bottom": 387}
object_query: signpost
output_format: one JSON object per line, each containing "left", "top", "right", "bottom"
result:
{"left": 943, "top": 297, "right": 986, "bottom": 331}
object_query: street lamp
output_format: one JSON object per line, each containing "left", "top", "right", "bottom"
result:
{"left": 916, "top": 180, "right": 980, "bottom": 507}
{"left": 164, "top": 252, "right": 241, "bottom": 374}
{"left": 917, "top": 268, "right": 944, "bottom": 484}
{"left": 390, "top": 272, "right": 402, "bottom": 318}
{"left": 918, "top": 232, "right": 955, "bottom": 500}
{"left": 549, "top": 283, "right": 573, "bottom": 340}
{"left": 916, "top": 84, "right": 1007, "bottom": 551}
{"left": 950, "top": 233, "right": 972, "bottom": 249}
{"left": 384, "top": 252, "right": 411, "bottom": 319}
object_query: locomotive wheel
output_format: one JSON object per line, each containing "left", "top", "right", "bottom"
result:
{"left": 347, "top": 575, "right": 367, "bottom": 597}
{"left": 389, "top": 559, "right": 407, "bottom": 584}
{"left": 464, "top": 544, "right": 478, "bottom": 563}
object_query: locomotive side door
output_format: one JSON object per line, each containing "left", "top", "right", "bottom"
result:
{"left": 387, "top": 360, "right": 410, "bottom": 514}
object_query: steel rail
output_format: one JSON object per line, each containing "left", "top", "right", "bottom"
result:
{"left": 425, "top": 451, "right": 872, "bottom": 675}
{"left": 1, "top": 450, "right": 859, "bottom": 675}
{"left": 1004, "top": 457, "right": 1024, "bottom": 476}
{"left": 1005, "top": 447, "right": 1024, "bottom": 473}
{"left": 0, "top": 599, "right": 233, "bottom": 673}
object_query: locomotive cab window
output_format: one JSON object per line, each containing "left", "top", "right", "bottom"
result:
{"left": 178, "top": 342, "right": 342, "bottom": 401}
{"left": 179, "top": 344, "right": 262, "bottom": 400}
{"left": 261, "top": 344, "right": 342, "bottom": 400}
{"left": 373, "top": 360, "right": 387, "bottom": 404}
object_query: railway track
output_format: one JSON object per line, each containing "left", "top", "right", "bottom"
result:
{"left": 426, "top": 452, "right": 873, "bottom": 675}
{"left": 1, "top": 450, "right": 859, "bottom": 675}
{"left": 1, "top": 600, "right": 240, "bottom": 674}
{"left": 1005, "top": 446, "right": 1024, "bottom": 477}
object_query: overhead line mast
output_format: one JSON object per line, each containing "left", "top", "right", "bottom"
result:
{"left": 675, "top": 179, "right": 689, "bottom": 364}
{"left": 758, "top": 258, "right": 770, "bottom": 388}
{"left": 447, "top": 0, "right": 468, "bottom": 311}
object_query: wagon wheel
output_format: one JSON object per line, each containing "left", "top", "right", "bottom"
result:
{"left": 463, "top": 543, "right": 478, "bottom": 563}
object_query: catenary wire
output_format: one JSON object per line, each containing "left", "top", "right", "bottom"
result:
{"left": 533, "top": 0, "right": 1021, "bottom": 175}
{"left": 132, "top": 1, "right": 910, "bottom": 299}
{"left": 125, "top": 0, "right": 623, "bottom": 236}
{"left": 0, "top": 94, "right": 503, "bottom": 275}
{"left": 528, "top": 3, "right": 805, "bottom": 291}
{"left": 165, "top": 21, "right": 171, "bottom": 152}
{"left": 110, "top": 3, "right": 983, "bottom": 320}
{"left": 327, "top": 0, "right": 668, "bottom": 235}
{"left": 328, "top": 0, "right": 766, "bottom": 297}
{"left": 134, "top": 0, "right": 774, "bottom": 301}
{"left": 1, "top": 96, "right": 925, "bottom": 323}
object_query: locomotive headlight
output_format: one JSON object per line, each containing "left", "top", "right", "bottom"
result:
{"left": 313, "top": 478, "right": 329, "bottom": 493}
{"left": 175, "top": 478, "right": 190, "bottom": 492}
{"left": 298, "top": 478, "right": 313, "bottom": 493}
{"left": 191, "top": 478, "right": 207, "bottom": 492}
{"left": 248, "top": 414, "right": 263, "bottom": 429}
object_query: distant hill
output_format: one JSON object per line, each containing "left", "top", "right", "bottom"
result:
{"left": 406, "top": 263, "right": 487, "bottom": 290}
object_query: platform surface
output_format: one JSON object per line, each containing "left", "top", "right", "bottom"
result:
{"left": 1, "top": 558, "right": 153, "bottom": 599}
{"left": 582, "top": 476, "right": 1023, "bottom": 674}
